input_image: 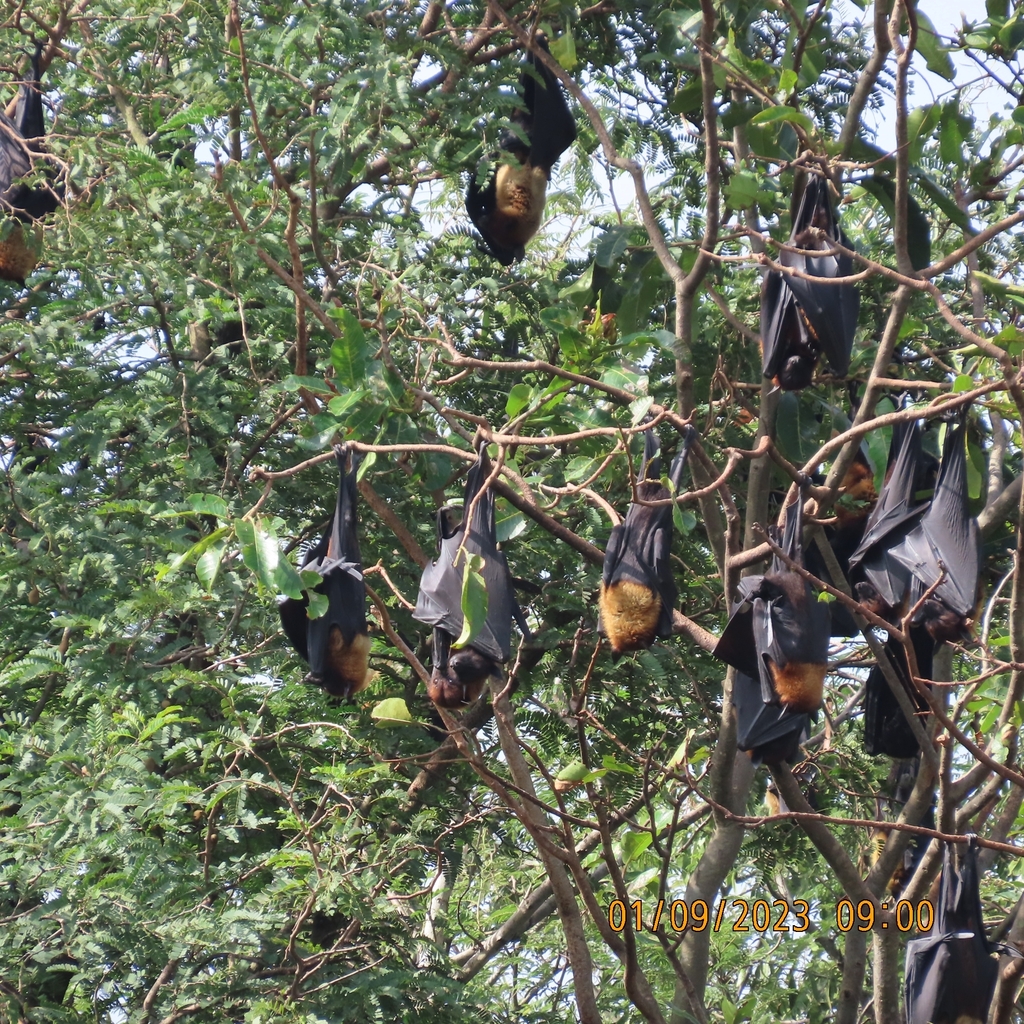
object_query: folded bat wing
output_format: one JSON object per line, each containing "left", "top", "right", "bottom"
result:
{"left": 904, "top": 838, "right": 997, "bottom": 1024}
{"left": 904, "top": 420, "right": 980, "bottom": 617}
{"left": 414, "top": 446, "right": 517, "bottom": 663}
{"left": 733, "top": 670, "right": 809, "bottom": 759}
{"left": 781, "top": 177, "right": 859, "bottom": 376}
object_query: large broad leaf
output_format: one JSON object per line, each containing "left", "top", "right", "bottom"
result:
{"left": 330, "top": 308, "right": 372, "bottom": 388}
{"left": 859, "top": 176, "right": 931, "bottom": 270}
{"left": 454, "top": 553, "right": 488, "bottom": 649}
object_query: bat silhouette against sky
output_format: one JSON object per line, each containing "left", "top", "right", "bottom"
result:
{"left": 904, "top": 837, "right": 997, "bottom": 1024}
{"left": 414, "top": 444, "right": 528, "bottom": 707}
{"left": 0, "top": 43, "right": 61, "bottom": 283}
{"left": 714, "top": 489, "right": 830, "bottom": 759}
{"left": 761, "top": 175, "right": 859, "bottom": 391}
{"left": 466, "top": 33, "right": 577, "bottom": 265}
{"left": 598, "top": 425, "right": 694, "bottom": 656}
{"left": 278, "top": 445, "right": 371, "bottom": 698}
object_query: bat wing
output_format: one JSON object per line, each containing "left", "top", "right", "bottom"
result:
{"left": 713, "top": 580, "right": 761, "bottom": 679}
{"left": 904, "top": 840, "right": 997, "bottom": 1024}
{"left": 782, "top": 177, "right": 859, "bottom": 375}
{"left": 863, "top": 631, "right": 932, "bottom": 758}
{"left": 849, "top": 418, "right": 929, "bottom": 579}
{"left": 914, "top": 421, "right": 980, "bottom": 616}
{"left": 733, "top": 671, "right": 809, "bottom": 760}
{"left": 0, "top": 112, "right": 31, "bottom": 195}
{"left": 414, "top": 446, "right": 517, "bottom": 662}
{"left": 278, "top": 593, "right": 310, "bottom": 662}
{"left": 760, "top": 271, "right": 807, "bottom": 380}
{"left": 14, "top": 45, "right": 45, "bottom": 143}
{"left": 521, "top": 35, "right": 577, "bottom": 174}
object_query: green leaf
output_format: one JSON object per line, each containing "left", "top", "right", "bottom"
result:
{"left": 187, "top": 493, "right": 229, "bottom": 518}
{"left": 454, "top": 553, "right": 488, "bottom": 648}
{"left": 953, "top": 374, "right": 974, "bottom": 394}
{"left": 330, "top": 309, "right": 372, "bottom": 388}
{"left": 621, "top": 830, "right": 652, "bottom": 865}
{"left": 725, "top": 171, "right": 760, "bottom": 209}
{"left": 915, "top": 12, "right": 955, "bottom": 81}
{"left": 505, "top": 383, "right": 532, "bottom": 418}
{"left": 749, "top": 106, "right": 813, "bottom": 133}
{"left": 371, "top": 698, "right": 415, "bottom": 727}
{"left": 196, "top": 539, "right": 227, "bottom": 591}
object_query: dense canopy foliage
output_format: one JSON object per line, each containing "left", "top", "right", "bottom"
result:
{"left": 3, "top": 0, "right": 1024, "bottom": 1021}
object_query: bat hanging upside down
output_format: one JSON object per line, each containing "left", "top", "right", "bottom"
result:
{"left": 598, "top": 424, "right": 694, "bottom": 656}
{"left": 465, "top": 33, "right": 577, "bottom": 265}
{"left": 413, "top": 443, "right": 530, "bottom": 707}
{"left": 278, "top": 445, "right": 371, "bottom": 698}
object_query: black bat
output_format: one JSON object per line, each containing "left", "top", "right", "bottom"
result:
{"left": 848, "top": 417, "right": 931, "bottom": 617}
{"left": 413, "top": 444, "right": 528, "bottom": 707}
{"left": 761, "top": 175, "right": 859, "bottom": 391}
{"left": 278, "top": 445, "right": 371, "bottom": 698}
{"left": 598, "top": 425, "right": 694, "bottom": 656}
{"left": 848, "top": 416, "right": 975, "bottom": 755}
{"left": 466, "top": 33, "right": 577, "bottom": 266}
{"left": 862, "top": 629, "right": 933, "bottom": 758}
{"left": 904, "top": 837, "right": 997, "bottom": 1024}
{"left": 0, "top": 43, "right": 61, "bottom": 284}
{"left": 897, "top": 419, "right": 980, "bottom": 643}
{"left": 714, "top": 489, "right": 830, "bottom": 759}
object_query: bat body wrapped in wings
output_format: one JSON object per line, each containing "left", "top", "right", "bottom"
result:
{"left": 278, "top": 445, "right": 371, "bottom": 698}
{"left": 761, "top": 175, "right": 859, "bottom": 391}
{"left": 713, "top": 491, "right": 830, "bottom": 759}
{"left": 849, "top": 417, "right": 979, "bottom": 755}
{"left": 904, "top": 837, "right": 997, "bottom": 1024}
{"left": 465, "top": 34, "right": 577, "bottom": 265}
{"left": 598, "top": 426, "right": 694, "bottom": 656}
{"left": 413, "top": 445, "right": 528, "bottom": 707}
{"left": 0, "top": 44, "right": 61, "bottom": 283}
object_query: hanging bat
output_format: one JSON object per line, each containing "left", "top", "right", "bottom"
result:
{"left": 413, "top": 444, "right": 528, "bottom": 707}
{"left": 466, "top": 33, "right": 577, "bottom": 266}
{"left": 863, "top": 629, "right": 933, "bottom": 758}
{"left": 848, "top": 417, "right": 932, "bottom": 618}
{"left": 761, "top": 174, "right": 859, "bottom": 390}
{"left": 714, "top": 489, "right": 831, "bottom": 758}
{"left": 278, "top": 445, "right": 371, "bottom": 698}
{"left": 904, "top": 837, "right": 997, "bottom": 1024}
{"left": 599, "top": 425, "right": 694, "bottom": 656}
{"left": 897, "top": 419, "right": 980, "bottom": 643}
{"left": 0, "top": 43, "right": 61, "bottom": 284}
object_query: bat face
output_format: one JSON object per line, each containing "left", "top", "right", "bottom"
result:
{"left": 278, "top": 445, "right": 370, "bottom": 700}
{"left": 466, "top": 34, "right": 577, "bottom": 265}
{"left": 426, "top": 629, "right": 496, "bottom": 707}
{"left": 904, "top": 839, "right": 996, "bottom": 1024}
{"left": 760, "top": 175, "right": 858, "bottom": 390}
{"left": 413, "top": 445, "right": 527, "bottom": 706}
{"left": 598, "top": 427, "right": 693, "bottom": 655}
{"left": 714, "top": 491, "right": 829, "bottom": 759}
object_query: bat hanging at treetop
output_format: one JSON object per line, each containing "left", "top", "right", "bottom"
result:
{"left": 413, "top": 444, "right": 529, "bottom": 707}
{"left": 904, "top": 836, "right": 997, "bottom": 1024}
{"left": 598, "top": 424, "right": 694, "bottom": 656}
{"left": 278, "top": 445, "right": 371, "bottom": 699}
{"left": 760, "top": 174, "right": 859, "bottom": 391}
{"left": 465, "top": 32, "right": 577, "bottom": 266}
{"left": 0, "top": 43, "right": 61, "bottom": 284}
{"left": 713, "top": 487, "right": 831, "bottom": 760}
